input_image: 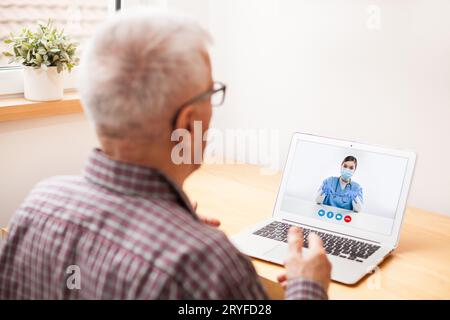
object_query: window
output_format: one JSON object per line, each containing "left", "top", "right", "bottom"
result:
{"left": 0, "top": 0, "right": 116, "bottom": 95}
{"left": 0, "top": 0, "right": 209, "bottom": 96}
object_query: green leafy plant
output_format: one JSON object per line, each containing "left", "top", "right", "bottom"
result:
{"left": 2, "top": 20, "right": 79, "bottom": 73}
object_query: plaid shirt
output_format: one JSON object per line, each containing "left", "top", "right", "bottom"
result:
{"left": 0, "top": 149, "right": 327, "bottom": 300}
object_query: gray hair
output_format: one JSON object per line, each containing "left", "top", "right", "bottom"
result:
{"left": 80, "top": 8, "right": 212, "bottom": 139}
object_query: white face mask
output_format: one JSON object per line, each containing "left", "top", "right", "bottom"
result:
{"left": 341, "top": 167, "right": 354, "bottom": 181}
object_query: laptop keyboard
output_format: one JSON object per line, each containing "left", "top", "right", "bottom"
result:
{"left": 253, "top": 221, "right": 380, "bottom": 262}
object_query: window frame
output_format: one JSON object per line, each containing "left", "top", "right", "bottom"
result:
{"left": 0, "top": 1, "right": 121, "bottom": 96}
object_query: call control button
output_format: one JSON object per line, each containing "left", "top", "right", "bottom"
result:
{"left": 344, "top": 215, "right": 352, "bottom": 223}
{"left": 335, "top": 213, "right": 343, "bottom": 221}
{"left": 318, "top": 209, "right": 326, "bottom": 217}
{"left": 327, "top": 211, "right": 334, "bottom": 219}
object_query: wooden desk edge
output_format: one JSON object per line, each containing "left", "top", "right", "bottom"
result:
{"left": 0, "top": 227, "right": 8, "bottom": 239}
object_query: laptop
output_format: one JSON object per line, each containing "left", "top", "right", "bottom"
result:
{"left": 231, "top": 133, "right": 416, "bottom": 285}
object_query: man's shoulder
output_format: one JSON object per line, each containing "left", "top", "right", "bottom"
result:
{"left": 32, "top": 174, "right": 87, "bottom": 191}
{"left": 18, "top": 175, "right": 86, "bottom": 206}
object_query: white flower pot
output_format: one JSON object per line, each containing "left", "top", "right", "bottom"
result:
{"left": 23, "top": 66, "right": 64, "bottom": 101}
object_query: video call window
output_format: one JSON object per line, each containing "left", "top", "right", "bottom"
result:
{"left": 281, "top": 140, "right": 409, "bottom": 236}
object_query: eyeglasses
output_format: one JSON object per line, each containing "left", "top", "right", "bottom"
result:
{"left": 172, "top": 81, "right": 227, "bottom": 127}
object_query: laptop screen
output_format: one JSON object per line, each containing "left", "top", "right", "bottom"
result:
{"left": 280, "top": 139, "right": 409, "bottom": 236}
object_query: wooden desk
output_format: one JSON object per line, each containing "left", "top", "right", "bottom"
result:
{"left": 0, "top": 228, "right": 7, "bottom": 240}
{"left": 184, "top": 163, "right": 450, "bottom": 300}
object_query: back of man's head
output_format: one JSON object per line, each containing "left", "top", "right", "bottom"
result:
{"left": 80, "top": 8, "right": 212, "bottom": 140}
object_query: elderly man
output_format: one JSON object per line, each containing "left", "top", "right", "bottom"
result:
{"left": 0, "top": 10, "right": 331, "bottom": 299}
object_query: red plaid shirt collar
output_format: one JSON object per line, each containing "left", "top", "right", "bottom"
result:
{"left": 83, "top": 148, "right": 197, "bottom": 219}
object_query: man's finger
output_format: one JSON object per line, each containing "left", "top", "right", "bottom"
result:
{"left": 308, "top": 233, "right": 324, "bottom": 253}
{"left": 277, "top": 273, "right": 287, "bottom": 283}
{"left": 288, "top": 227, "right": 303, "bottom": 255}
{"left": 198, "top": 214, "right": 221, "bottom": 228}
{"left": 276, "top": 275, "right": 287, "bottom": 289}
{"left": 205, "top": 217, "right": 221, "bottom": 227}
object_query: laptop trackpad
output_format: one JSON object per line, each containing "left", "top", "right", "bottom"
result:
{"left": 263, "top": 243, "right": 288, "bottom": 263}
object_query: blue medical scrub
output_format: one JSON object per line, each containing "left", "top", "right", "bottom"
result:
{"left": 319, "top": 177, "right": 363, "bottom": 211}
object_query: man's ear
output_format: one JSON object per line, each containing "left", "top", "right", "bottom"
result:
{"left": 174, "top": 105, "right": 195, "bottom": 132}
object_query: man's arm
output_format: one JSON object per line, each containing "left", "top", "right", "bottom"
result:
{"left": 176, "top": 229, "right": 329, "bottom": 300}
{"left": 277, "top": 227, "right": 331, "bottom": 300}
{"left": 221, "top": 249, "right": 328, "bottom": 300}
{"left": 285, "top": 279, "right": 328, "bottom": 300}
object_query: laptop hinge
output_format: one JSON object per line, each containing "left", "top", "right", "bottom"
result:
{"left": 281, "top": 218, "right": 381, "bottom": 244}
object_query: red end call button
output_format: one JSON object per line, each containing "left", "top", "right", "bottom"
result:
{"left": 344, "top": 215, "right": 352, "bottom": 223}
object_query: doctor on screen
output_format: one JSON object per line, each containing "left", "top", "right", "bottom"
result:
{"left": 316, "top": 156, "right": 363, "bottom": 212}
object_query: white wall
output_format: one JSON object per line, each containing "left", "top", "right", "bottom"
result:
{"left": 0, "top": 114, "right": 98, "bottom": 227}
{"left": 206, "top": 0, "right": 450, "bottom": 216}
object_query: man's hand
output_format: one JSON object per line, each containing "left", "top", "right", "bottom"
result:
{"left": 277, "top": 227, "right": 331, "bottom": 291}
{"left": 191, "top": 201, "right": 221, "bottom": 228}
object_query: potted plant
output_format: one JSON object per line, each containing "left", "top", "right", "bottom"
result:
{"left": 2, "top": 20, "right": 79, "bottom": 101}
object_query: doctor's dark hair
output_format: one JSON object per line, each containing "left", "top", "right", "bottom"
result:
{"left": 342, "top": 156, "right": 358, "bottom": 168}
